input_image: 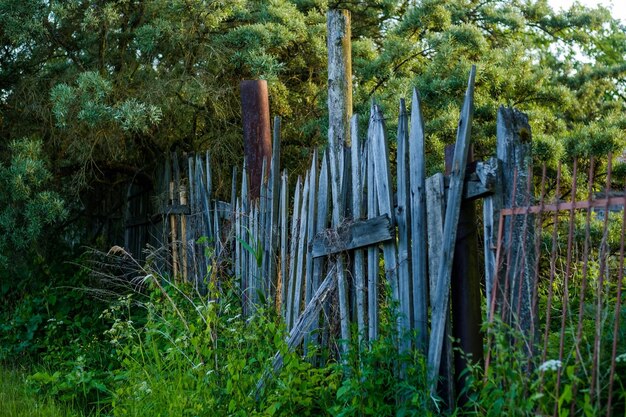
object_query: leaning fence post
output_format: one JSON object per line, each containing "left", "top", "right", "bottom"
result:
{"left": 445, "top": 145, "right": 483, "bottom": 406}
{"left": 427, "top": 66, "right": 475, "bottom": 393}
{"left": 495, "top": 107, "right": 535, "bottom": 339}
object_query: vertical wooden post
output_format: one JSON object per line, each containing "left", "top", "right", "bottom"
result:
{"left": 495, "top": 107, "right": 535, "bottom": 337}
{"left": 351, "top": 115, "right": 366, "bottom": 344}
{"left": 396, "top": 99, "right": 411, "bottom": 352}
{"left": 483, "top": 158, "right": 502, "bottom": 314}
{"left": 426, "top": 173, "right": 456, "bottom": 410}
{"left": 409, "top": 89, "right": 429, "bottom": 352}
{"left": 327, "top": 9, "right": 352, "bottom": 156}
{"left": 267, "top": 117, "right": 282, "bottom": 300}
{"left": 367, "top": 131, "right": 379, "bottom": 342}
{"left": 445, "top": 145, "right": 483, "bottom": 406}
{"left": 240, "top": 80, "right": 272, "bottom": 200}
{"left": 327, "top": 8, "right": 352, "bottom": 353}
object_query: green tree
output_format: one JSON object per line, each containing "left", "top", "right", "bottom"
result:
{"left": 0, "top": 139, "right": 66, "bottom": 267}
{"left": 1, "top": 0, "right": 624, "bottom": 239}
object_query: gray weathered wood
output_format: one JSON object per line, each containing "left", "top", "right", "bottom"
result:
{"left": 267, "top": 116, "right": 282, "bottom": 300}
{"left": 327, "top": 9, "right": 352, "bottom": 354}
{"left": 286, "top": 177, "right": 302, "bottom": 329}
{"left": 279, "top": 171, "right": 289, "bottom": 314}
{"left": 235, "top": 198, "right": 241, "bottom": 282}
{"left": 195, "top": 156, "right": 211, "bottom": 241}
{"left": 370, "top": 105, "right": 399, "bottom": 327}
{"left": 304, "top": 153, "right": 318, "bottom": 308}
{"left": 231, "top": 166, "right": 238, "bottom": 219}
{"left": 303, "top": 154, "right": 318, "bottom": 353}
{"left": 350, "top": 115, "right": 366, "bottom": 343}
{"left": 259, "top": 160, "right": 268, "bottom": 297}
{"left": 426, "top": 174, "right": 445, "bottom": 301}
{"left": 496, "top": 106, "right": 535, "bottom": 334}
{"left": 292, "top": 174, "right": 309, "bottom": 327}
{"left": 426, "top": 173, "right": 455, "bottom": 406}
{"left": 327, "top": 9, "right": 352, "bottom": 186}
{"left": 396, "top": 98, "right": 411, "bottom": 352}
{"left": 205, "top": 150, "right": 212, "bottom": 212}
{"left": 309, "top": 153, "right": 329, "bottom": 345}
{"left": 241, "top": 164, "right": 250, "bottom": 315}
{"left": 366, "top": 119, "right": 379, "bottom": 342}
{"left": 249, "top": 203, "right": 258, "bottom": 306}
{"left": 196, "top": 155, "right": 209, "bottom": 290}
{"left": 255, "top": 265, "right": 337, "bottom": 398}
{"left": 481, "top": 158, "right": 502, "bottom": 311}
{"left": 409, "top": 89, "right": 429, "bottom": 352}
{"left": 428, "top": 65, "right": 476, "bottom": 392}
{"left": 336, "top": 254, "right": 350, "bottom": 353}
{"left": 311, "top": 215, "right": 393, "bottom": 258}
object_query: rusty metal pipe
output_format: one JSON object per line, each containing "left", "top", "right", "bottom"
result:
{"left": 240, "top": 80, "right": 272, "bottom": 200}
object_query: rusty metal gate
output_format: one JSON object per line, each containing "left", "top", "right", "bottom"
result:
{"left": 488, "top": 155, "right": 625, "bottom": 416}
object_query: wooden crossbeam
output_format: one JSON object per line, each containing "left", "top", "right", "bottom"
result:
{"left": 311, "top": 214, "right": 393, "bottom": 258}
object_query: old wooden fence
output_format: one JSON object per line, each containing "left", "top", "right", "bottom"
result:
{"left": 125, "top": 73, "right": 625, "bottom": 415}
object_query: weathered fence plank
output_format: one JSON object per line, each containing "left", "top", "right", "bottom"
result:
{"left": 366, "top": 122, "right": 379, "bottom": 342}
{"left": 304, "top": 152, "right": 318, "bottom": 308}
{"left": 427, "top": 66, "right": 476, "bottom": 391}
{"left": 268, "top": 117, "right": 281, "bottom": 300}
{"left": 396, "top": 98, "right": 411, "bottom": 353}
{"left": 292, "top": 174, "right": 310, "bottom": 328}
{"left": 311, "top": 215, "right": 392, "bottom": 258}
{"left": 409, "top": 89, "right": 429, "bottom": 352}
{"left": 255, "top": 265, "right": 338, "bottom": 398}
{"left": 370, "top": 106, "right": 400, "bottom": 337}
{"left": 279, "top": 171, "right": 289, "bottom": 314}
{"left": 309, "top": 153, "right": 329, "bottom": 346}
{"left": 426, "top": 173, "right": 455, "bottom": 407}
{"left": 350, "top": 115, "right": 366, "bottom": 344}
{"left": 286, "top": 177, "right": 302, "bottom": 328}
{"left": 495, "top": 107, "right": 535, "bottom": 335}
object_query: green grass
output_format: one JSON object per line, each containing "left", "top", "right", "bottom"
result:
{"left": 0, "top": 367, "right": 83, "bottom": 417}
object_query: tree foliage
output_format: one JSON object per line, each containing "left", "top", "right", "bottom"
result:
{"left": 0, "top": 139, "right": 66, "bottom": 268}
{"left": 0, "top": 0, "right": 624, "bottom": 237}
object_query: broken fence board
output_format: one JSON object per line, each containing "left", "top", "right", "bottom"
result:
{"left": 311, "top": 215, "right": 392, "bottom": 258}
{"left": 255, "top": 265, "right": 338, "bottom": 398}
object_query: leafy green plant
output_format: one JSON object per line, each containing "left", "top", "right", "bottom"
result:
{"left": 0, "top": 138, "right": 66, "bottom": 268}
{"left": 462, "top": 318, "right": 543, "bottom": 416}
{"left": 0, "top": 366, "right": 88, "bottom": 417}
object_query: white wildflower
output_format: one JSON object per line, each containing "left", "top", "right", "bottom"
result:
{"left": 538, "top": 359, "right": 562, "bottom": 372}
{"left": 138, "top": 381, "right": 152, "bottom": 395}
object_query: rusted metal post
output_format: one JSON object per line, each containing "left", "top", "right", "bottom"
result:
{"left": 445, "top": 145, "right": 484, "bottom": 406}
{"left": 240, "top": 80, "right": 272, "bottom": 200}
